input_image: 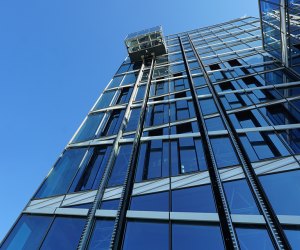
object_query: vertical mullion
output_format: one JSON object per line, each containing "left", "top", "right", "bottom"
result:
{"left": 111, "top": 57, "right": 155, "bottom": 250}
{"left": 77, "top": 62, "right": 145, "bottom": 250}
{"left": 178, "top": 36, "right": 240, "bottom": 250}
{"left": 189, "top": 35, "right": 291, "bottom": 250}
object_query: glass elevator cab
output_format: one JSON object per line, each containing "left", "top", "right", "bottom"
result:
{"left": 125, "top": 26, "right": 167, "bottom": 62}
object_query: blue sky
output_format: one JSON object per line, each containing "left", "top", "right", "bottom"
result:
{"left": 0, "top": 0, "right": 258, "bottom": 240}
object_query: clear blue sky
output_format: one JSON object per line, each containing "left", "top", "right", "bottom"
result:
{"left": 0, "top": 0, "right": 258, "bottom": 240}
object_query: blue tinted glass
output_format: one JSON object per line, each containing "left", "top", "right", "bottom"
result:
{"left": 108, "top": 76, "right": 124, "bottom": 88}
{"left": 72, "top": 113, "right": 104, "bottom": 143}
{"left": 284, "top": 228, "right": 300, "bottom": 249}
{"left": 108, "top": 144, "right": 132, "bottom": 187}
{"left": 199, "top": 98, "right": 218, "bottom": 115}
{"left": 172, "top": 185, "right": 216, "bottom": 212}
{"left": 180, "top": 148, "right": 198, "bottom": 173}
{"left": 130, "top": 192, "right": 169, "bottom": 211}
{"left": 236, "top": 227, "right": 274, "bottom": 250}
{"left": 224, "top": 179, "right": 260, "bottom": 215}
{"left": 88, "top": 219, "right": 114, "bottom": 250}
{"left": 101, "top": 110, "right": 125, "bottom": 136}
{"left": 122, "top": 221, "right": 169, "bottom": 250}
{"left": 1, "top": 215, "right": 52, "bottom": 250}
{"left": 125, "top": 109, "right": 141, "bottom": 132}
{"left": 35, "top": 148, "right": 86, "bottom": 198}
{"left": 172, "top": 223, "right": 224, "bottom": 250}
{"left": 210, "top": 137, "right": 239, "bottom": 168}
{"left": 135, "top": 85, "right": 146, "bottom": 101}
{"left": 122, "top": 73, "right": 137, "bottom": 85}
{"left": 205, "top": 116, "right": 225, "bottom": 131}
{"left": 260, "top": 170, "right": 300, "bottom": 215}
{"left": 100, "top": 199, "right": 120, "bottom": 210}
{"left": 40, "top": 217, "right": 85, "bottom": 250}
{"left": 69, "top": 147, "right": 111, "bottom": 192}
{"left": 94, "top": 91, "right": 116, "bottom": 110}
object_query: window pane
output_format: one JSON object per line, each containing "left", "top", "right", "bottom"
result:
{"left": 236, "top": 227, "right": 274, "bottom": 250}
{"left": 94, "top": 91, "right": 116, "bottom": 110}
{"left": 108, "top": 144, "right": 132, "bottom": 187}
{"left": 1, "top": 215, "right": 52, "bottom": 250}
{"left": 122, "top": 221, "right": 169, "bottom": 250}
{"left": 284, "top": 228, "right": 300, "bottom": 249}
{"left": 72, "top": 113, "right": 104, "bottom": 143}
{"left": 125, "top": 108, "right": 141, "bottom": 132}
{"left": 172, "top": 223, "right": 224, "bottom": 250}
{"left": 259, "top": 170, "right": 300, "bottom": 215}
{"left": 172, "top": 185, "right": 216, "bottom": 213}
{"left": 130, "top": 192, "right": 169, "bottom": 211}
{"left": 40, "top": 217, "right": 85, "bottom": 250}
{"left": 100, "top": 199, "right": 120, "bottom": 210}
{"left": 88, "top": 219, "right": 114, "bottom": 250}
{"left": 69, "top": 147, "right": 112, "bottom": 192}
{"left": 35, "top": 148, "right": 86, "bottom": 198}
{"left": 223, "top": 179, "right": 260, "bottom": 215}
{"left": 210, "top": 137, "right": 239, "bottom": 168}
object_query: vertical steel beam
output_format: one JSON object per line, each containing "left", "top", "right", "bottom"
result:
{"left": 179, "top": 37, "right": 240, "bottom": 250}
{"left": 189, "top": 35, "right": 291, "bottom": 250}
{"left": 110, "top": 57, "right": 155, "bottom": 250}
{"left": 77, "top": 62, "right": 145, "bottom": 250}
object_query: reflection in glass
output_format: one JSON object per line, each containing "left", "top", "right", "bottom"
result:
{"left": 1, "top": 215, "right": 52, "bottom": 250}
{"left": 260, "top": 170, "right": 300, "bottom": 215}
{"left": 35, "top": 148, "right": 86, "bottom": 198}
{"left": 172, "top": 223, "right": 224, "bottom": 250}
{"left": 122, "top": 221, "right": 168, "bottom": 250}
{"left": 88, "top": 219, "right": 115, "bottom": 250}
{"left": 223, "top": 179, "right": 260, "bottom": 214}
{"left": 236, "top": 226, "right": 274, "bottom": 250}
{"left": 172, "top": 185, "right": 216, "bottom": 213}
{"left": 40, "top": 217, "right": 85, "bottom": 250}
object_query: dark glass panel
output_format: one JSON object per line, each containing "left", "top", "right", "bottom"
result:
{"left": 260, "top": 170, "right": 300, "bottom": 215}
{"left": 125, "top": 108, "right": 141, "bottom": 132}
{"left": 172, "top": 185, "right": 216, "bottom": 213}
{"left": 236, "top": 226, "right": 274, "bottom": 250}
{"left": 135, "top": 85, "right": 146, "bottom": 101}
{"left": 1, "top": 215, "right": 52, "bottom": 250}
{"left": 69, "top": 146, "right": 112, "bottom": 192}
{"left": 223, "top": 179, "right": 260, "bottom": 215}
{"left": 88, "top": 219, "right": 115, "bottom": 250}
{"left": 172, "top": 223, "right": 224, "bottom": 250}
{"left": 130, "top": 192, "right": 169, "bottom": 211}
{"left": 72, "top": 113, "right": 104, "bottom": 143}
{"left": 100, "top": 109, "right": 125, "bottom": 136}
{"left": 40, "top": 217, "right": 85, "bottom": 250}
{"left": 122, "top": 221, "right": 169, "bottom": 250}
{"left": 135, "top": 140, "right": 169, "bottom": 182}
{"left": 35, "top": 148, "right": 86, "bottom": 198}
{"left": 108, "top": 144, "right": 133, "bottom": 187}
{"left": 116, "top": 87, "right": 132, "bottom": 104}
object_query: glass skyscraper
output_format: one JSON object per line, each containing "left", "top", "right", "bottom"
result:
{"left": 2, "top": 9, "right": 300, "bottom": 250}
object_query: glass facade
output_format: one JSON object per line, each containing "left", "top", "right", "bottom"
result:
{"left": 2, "top": 12, "right": 300, "bottom": 250}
